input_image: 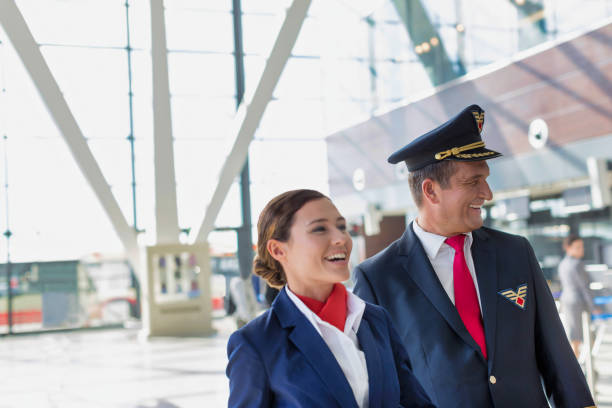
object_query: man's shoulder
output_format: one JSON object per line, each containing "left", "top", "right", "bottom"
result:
{"left": 477, "top": 226, "right": 528, "bottom": 246}
{"left": 356, "top": 234, "right": 406, "bottom": 273}
{"left": 361, "top": 301, "right": 395, "bottom": 330}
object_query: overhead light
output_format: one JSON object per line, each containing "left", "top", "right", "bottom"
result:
{"left": 352, "top": 168, "right": 366, "bottom": 191}
{"left": 430, "top": 37, "right": 439, "bottom": 46}
{"left": 590, "top": 282, "right": 604, "bottom": 290}
{"left": 563, "top": 204, "right": 591, "bottom": 214}
{"left": 540, "top": 225, "right": 570, "bottom": 235}
{"left": 456, "top": 23, "right": 465, "bottom": 33}
{"left": 415, "top": 45, "right": 423, "bottom": 54}
{"left": 421, "top": 42, "right": 431, "bottom": 52}
{"left": 586, "top": 264, "right": 609, "bottom": 273}
{"left": 505, "top": 213, "right": 519, "bottom": 221}
{"left": 587, "top": 157, "right": 612, "bottom": 209}
{"left": 515, "top": 0, "right": 526, "bottom": 5}
{"left": 339, "top": 0, "right": 387, "bottom": 17}
{"left": 528, "top": 118, "right": 548, "bottom": 149}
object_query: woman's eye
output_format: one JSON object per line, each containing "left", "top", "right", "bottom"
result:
{"left": 338, "top": 224, "right": 347, "bottom": 231}
{"left": 312, "top": 226, "right": 326, "bottom": 233}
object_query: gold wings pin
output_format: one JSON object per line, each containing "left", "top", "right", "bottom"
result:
{"left": 498, "top": 284, "right": 527, "bottom": 309}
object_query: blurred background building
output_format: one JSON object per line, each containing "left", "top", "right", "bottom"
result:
{"left": 0, "top": 0, "right": 610, "bottom": 331}
{"left": 0, "top": 0, "right": 611, "bottom": 406}
{"left": 0, "top": 0, "right": 610, "bottom": 390}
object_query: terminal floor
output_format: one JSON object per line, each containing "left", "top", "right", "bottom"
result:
{"left": 3, "top": 318, "right": 612, "bottom": 407}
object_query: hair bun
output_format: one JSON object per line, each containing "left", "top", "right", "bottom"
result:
{"left": 253, "top": 256, "right": 286, "bottom": 289}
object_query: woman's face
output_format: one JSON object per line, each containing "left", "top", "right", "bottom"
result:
{"left": 273, "top": 198, "right": 352, "bottom": 291}
{"left": 567, "top": 239, "right": 584, "bottom": 259}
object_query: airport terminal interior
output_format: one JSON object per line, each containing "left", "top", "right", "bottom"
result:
{"left": 0, "top": 0, "right": 611, "bottom": 406}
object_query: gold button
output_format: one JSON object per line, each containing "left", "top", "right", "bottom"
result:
{"left": 489, "top": 375, "right": 497, "bottom": 384}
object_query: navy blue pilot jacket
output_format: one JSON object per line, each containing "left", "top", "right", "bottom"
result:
{"left": 354, "top": 223, "right": 595, "bottom": 408}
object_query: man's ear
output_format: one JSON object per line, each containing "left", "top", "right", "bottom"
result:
{"left": 422, "top": 178, "right": 440, "bottom": 205}
{"left": 267, "top": 239, "right": 287, "bottom": 263}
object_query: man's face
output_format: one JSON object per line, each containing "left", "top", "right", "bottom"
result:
{"left": 433, "top": 161, "right": 493, "bottom": 236}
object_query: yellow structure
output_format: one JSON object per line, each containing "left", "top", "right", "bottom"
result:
{"left": 146, "top": 243, "right": 214, "bottom": 337}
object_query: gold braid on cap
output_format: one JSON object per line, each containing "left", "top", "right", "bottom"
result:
{"left": 434, "top": 141, "right": 487, "bottom": 160}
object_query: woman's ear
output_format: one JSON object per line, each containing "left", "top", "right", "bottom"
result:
{"left": 422, "top": 178, "right": 440, "bottom": 205}
{"left": 267, "top": 239, "right": 287, "bottom": 263}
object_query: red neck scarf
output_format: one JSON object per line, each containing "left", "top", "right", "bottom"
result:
{"left": 296, "top": 283, "right": 348, "bottom": 332}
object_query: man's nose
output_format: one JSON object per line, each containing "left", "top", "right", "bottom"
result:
{"left": 482, "top": 180, "right": 493, "bottom": 201}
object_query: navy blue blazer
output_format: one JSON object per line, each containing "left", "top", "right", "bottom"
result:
{"left": 226, "top": 287, "right": 434, "bottom": 407}
{"left": 354, "top": 223, "right": 595, "bottom": 408}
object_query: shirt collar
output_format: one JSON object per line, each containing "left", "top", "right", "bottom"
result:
{"left": 286, "top": 285, "right": 365, "bottom": 335}
{"left": 346, "top": 289, "right": 366, "bottom": 334}
{"left": 295, "top": 283, "right": 347, "bottom": 332}
{"left": 412, "top": 219, "right": 473, "bottom": 259}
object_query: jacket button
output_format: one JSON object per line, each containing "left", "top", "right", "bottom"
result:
{"left": 489, "top": 375, "right": 497, "bottom": 384}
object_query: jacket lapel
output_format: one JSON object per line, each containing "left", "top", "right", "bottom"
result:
{"left": 472, "top": 228, "right": 498, "bottom": 367}
{"left": 398, "top": 223, "right": 485, "bottom": 360}
{"left": 356, "top": 315, "right": 383, "bottom": 407}
{"left": 273, "top": 289, "right": 358, "bottom": 408}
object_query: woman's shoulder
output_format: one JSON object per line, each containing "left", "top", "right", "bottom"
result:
{"left": 559, "top": 255, "right": 579, "bottom": 271}
{"left": 228, "top": 308, "right": 284, "bottom": 349}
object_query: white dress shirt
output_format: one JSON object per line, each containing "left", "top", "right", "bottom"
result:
{"left": 412, "top": 220, "right": 483, "bottom": 311}
{"left": 286, "top": 286, "right": 369, "bottom": 408}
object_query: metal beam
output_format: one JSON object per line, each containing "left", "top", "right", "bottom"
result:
{"left": 231, "top": 0, "right": 255, "bottom": 281}
{"left": 511, "top": 0, "right": 547, "bottom": 33}
{"left": 193, "top": 0, "right": 311, "bottom": 243}
{"left": 393, "top": 0, "right": 464, "bottom": 85}
{"left": 0, "top": 0, "right": 140, "bottom": 271}
{"left": 510, "top": 0, "right": 547, "bottom": 50}
{"left": 150, "top": 0, "right": 180, "bottom": 244}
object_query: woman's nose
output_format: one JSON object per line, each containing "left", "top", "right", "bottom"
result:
{"left": 332, "top": 229, "right": 348, "bottom": 245}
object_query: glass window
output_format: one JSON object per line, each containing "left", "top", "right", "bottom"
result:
{"left": 274, "top": 57, "right": 323, "bottom": 99}
{"left": 168, "top": 53, "right": 235, "bottom": 97}
{"left": 15, "top": 0, "right": 126, "bottom": 47}
{"left": 165, "top": 9, "right": 233, "bottom": 53}
{"left": 242, "top": 14, "right": 284, "bottom": 56}
{"left": 257, "top": 99, "right": 324, "bottom": 140}
{"left": 171, "top": 96, "right": 236, "bottom": 140}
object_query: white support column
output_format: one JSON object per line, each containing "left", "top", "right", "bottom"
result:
{"left": 193, "top": 0, "right": 311, "bottom": 243}
{"left": 150, "top": 0, "right": 180, "bottom": 244}
{"left": 0, "top": 0, "right": 140, "bottom": 271}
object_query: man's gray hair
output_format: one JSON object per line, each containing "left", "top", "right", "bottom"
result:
{"left": 408, "top": 160, "right": 456, "bottom": 207}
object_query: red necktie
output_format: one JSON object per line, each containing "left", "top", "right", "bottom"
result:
{"left": 445, "top": 235, "right": 487, "bottom": 359}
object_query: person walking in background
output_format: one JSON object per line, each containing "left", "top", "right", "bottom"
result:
{"left": 354, "top": 105, "right": 595, "bottom": 407}
{"left": 226, "top": 189, "right": 434, "bottom": 408}
{"left": 559, "top": 234, "right": 599, "bottom": 358}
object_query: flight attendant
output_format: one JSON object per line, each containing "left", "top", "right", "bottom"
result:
{"left": 559, "top": 234, "right": 598, "bottom": 358}
{"left": 226, "top": 189, "right": 434, "bottom": 408}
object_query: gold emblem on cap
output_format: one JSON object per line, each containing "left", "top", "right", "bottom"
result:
{"left": 472, "top": 111, "right": 484, "bottom": 133}
{"left": 435, "top": 141, "right": 486, "bottom": 160}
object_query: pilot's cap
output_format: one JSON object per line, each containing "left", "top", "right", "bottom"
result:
{"left": 387, "top": 104, "right": 502, "bottom": 171}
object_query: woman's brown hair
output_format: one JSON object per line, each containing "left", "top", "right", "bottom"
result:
{"left": 563, "top": 234, "right": 582, "bottom": 250}
{"left": 253, "top": 189, "right": 328, "bottom": 288}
